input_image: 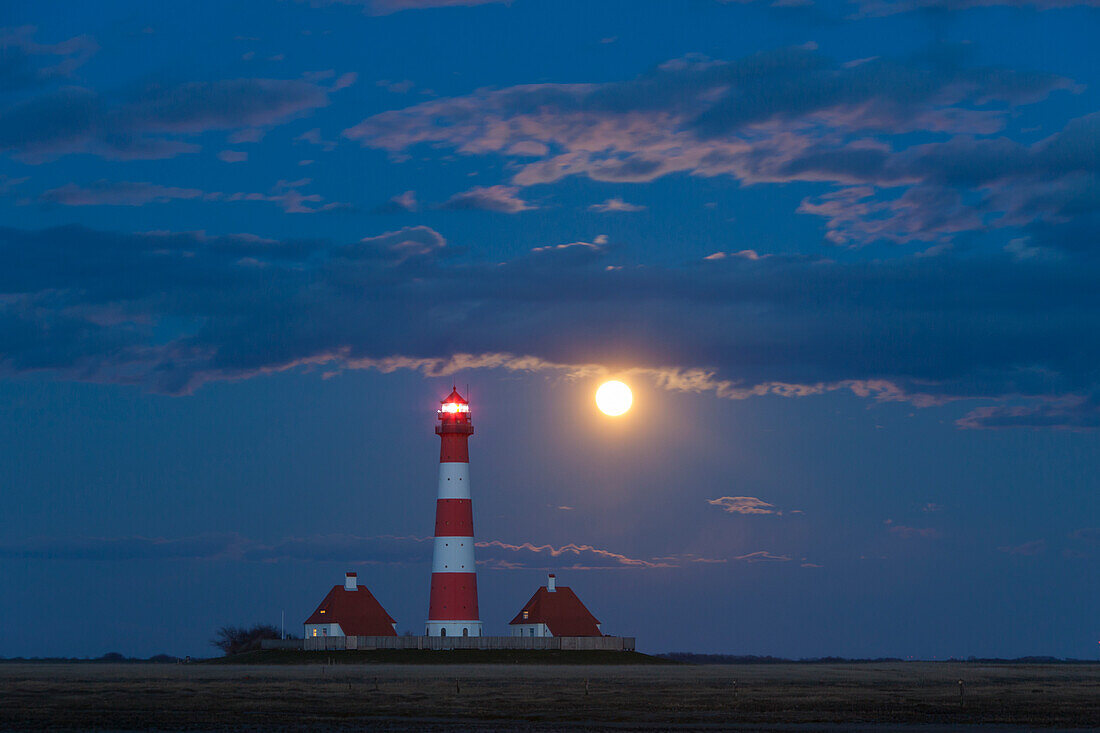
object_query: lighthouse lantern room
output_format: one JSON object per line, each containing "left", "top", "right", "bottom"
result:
{"left": 426, "top": 388, "right": 482, "bottom": 637}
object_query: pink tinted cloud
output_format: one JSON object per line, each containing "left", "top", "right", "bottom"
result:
{"left": 438, "top": 185, "right": 535, "bottom": 213}
{"left": 734, "top": 551, "right": 792, "bottom": 562}
{"left": 476, "top": 540, "right": 674, "bottom": 569}
{"left": 345, "top": 47, "right": 1079, "bottom": 246}
{"left": 708, "top": 496, "right": 781, "bottom": 515}
{"left": 588, "top": 197, "right": 646, "bottom": 213}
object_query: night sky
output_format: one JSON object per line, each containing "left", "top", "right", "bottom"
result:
{"left": 1, "top": 0, "right": 1098, "bottom": 660}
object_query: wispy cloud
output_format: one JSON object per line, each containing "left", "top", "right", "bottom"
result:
{"left": 438, "top": 185, "right": 535, "bottom": 213}
{"left": 887, "top": 524, "right": 940, "bottom": 539}
{"left": 734, "top": 551, "right": 792, "bottom": 562}
{"left": 36, "top": 179, "right": 346, "bottom": 213}
{"left": 708, "top": 496, "right": 783, "bottom": 515}
{"left": 374, "top": 190, "right": 418, "bottom": 214}
{"left": 38, "top": 181, "right": 207, "bottom": 207}
{"left": 475, "top": 540, "right": 675, "bottom": 569}
{"left": 218, "top": 150, "right": 248, "bottom": 163}
{"left": 957, "top": 393, "right": 1100, "bottom": 431}
{"left": 1, "top": 76, "right": 337, "bottom": 162}
{"left": 588, "top": 197, "right": 645, "bottom": 213}
{"left": 295, "top": 128, "right": 337, "bottom": 152}
{"left": 0, "top": 533, "right": 759, "bottom": 571}
{"left": 0, "top": 26, "right": 98, "bottom": 91}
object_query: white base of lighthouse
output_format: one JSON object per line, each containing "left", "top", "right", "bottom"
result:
{"left": 425, "top": 621, "right": 483, "bottom": 637}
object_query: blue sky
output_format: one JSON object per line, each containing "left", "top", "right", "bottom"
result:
{"left": 0, "top": 0, "right": 1098, "bottom": 658}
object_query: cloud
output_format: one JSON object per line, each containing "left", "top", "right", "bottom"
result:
{"left": 997, "top": 539, "right": 1046, "bottom": 555}
{"left": 475, "top": 540, "right": 675, "bottom": 569}
{"left": 352, "top": 225, "right": 445, "bottom": 259}
{"left": 221, "top": 178, "right": 349, "bottom": 214}
{"left": 0, "top": 77, "right": 332, "bottom": 162}
{"left": 1, "top": 223, "right": 1099, "bottom": 426}
{"left": 377, "top": 79, "right": 415, "bottom": 94}
{"left": 588, "top": 197, "right": 646, "bottom": 213}
{"left": 956, "top": 393, "right": 1100, "bottom": 430}
{"left": 38, "top": 181, "right": 206, "bottom": 207}
{"left": 0, "top": 26, "right": 98, "bottom": 91}
{"left": 0, "top": 533, "right": 744, "bottom": 570}
{"left": 229, "top": 128, "right": 266, "bottom": 144}
{"left": 888, "top": 525, "right": 940, "bottom": 539}
{"left": 346, "top": 45, "right": 1082, "bottom": 247}
{"left": 218, "top": 150, "right": 248, "bottom": 163}
{"left": 374, "top": 190, "right": 418, "bottom": 214}
{"left": 35, "top": 178, "right": 346, "bottom": 213}
{"left": 708, "top": 496, "right": 781, "bottom": 515}
{"left": 438, "top": 185, "right": 535, "bottom": 213}
{"left": 295, "top": 127, "right": 337, "bottom": 152}
{"left": 734, "top": 551, "right": 792, "bottom": 562}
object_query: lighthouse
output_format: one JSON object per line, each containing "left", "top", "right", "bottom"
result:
{"left": 425, "top": 387, "right": 482, "bottom": 637}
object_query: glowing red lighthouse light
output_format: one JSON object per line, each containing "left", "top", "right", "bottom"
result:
{"left": 425, "top": 387, "right": 481, "bottom": 637}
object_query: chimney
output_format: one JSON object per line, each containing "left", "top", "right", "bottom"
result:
{"left": 547, "top": 573, "right": 556, "bottom": 592}
{"left": 345, "top": 572, "right": 357, "bottom": 591}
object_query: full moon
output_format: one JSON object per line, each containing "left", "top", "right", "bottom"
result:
{"left": 595, "top": 380, "right": 633, "bottom": 416}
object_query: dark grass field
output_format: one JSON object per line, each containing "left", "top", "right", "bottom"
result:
{"left": 1, "top": 660, "right": 1098, "bottom": 731}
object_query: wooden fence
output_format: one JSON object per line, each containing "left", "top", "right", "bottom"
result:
{"left": 264, "top": 636, "right": 635, "bottom": 652}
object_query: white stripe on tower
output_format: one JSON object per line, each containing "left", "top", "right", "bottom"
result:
{"left": 437, "top": 462, "right": 470, "bottom": 499}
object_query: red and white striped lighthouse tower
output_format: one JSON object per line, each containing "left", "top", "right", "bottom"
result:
{"left": 425, "top": 387, "right": 482, "bottom": 637}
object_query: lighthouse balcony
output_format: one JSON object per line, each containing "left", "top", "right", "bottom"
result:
{"left": 436, "top": 423, "right": 474, "bottom": 435}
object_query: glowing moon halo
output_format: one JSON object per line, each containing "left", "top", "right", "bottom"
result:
{"left": 595, "top": 380, "right": 633, "bottom": 416}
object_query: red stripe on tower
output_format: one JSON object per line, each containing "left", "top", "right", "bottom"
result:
{"left": 426, "top": 387, "right": 482, "bottom": 637}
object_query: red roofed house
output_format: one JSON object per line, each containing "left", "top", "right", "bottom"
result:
{"left": 508, "top": 574, "right": 602, "bottom": 637}
{"left": 304, "top": 572, "right": 398, "bottom": 638}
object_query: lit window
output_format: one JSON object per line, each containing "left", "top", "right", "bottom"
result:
{"left": 319, "top": 609, "right": 325, "bottom": 614}
{"left": 312, "top": 629, "right": 317, "bottom": 637}
{"left": 522, "top": 610, "right": 529, "bottom": 620}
